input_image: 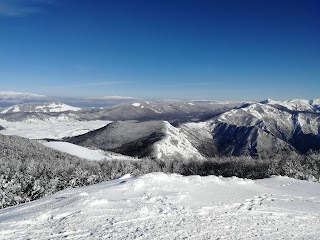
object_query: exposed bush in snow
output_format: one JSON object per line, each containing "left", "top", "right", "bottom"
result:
{"left": 175, "top": 153, "right": 320, "bottom": 181}
{"left": 90, "top": 154, "right": 317, "bottom": 181}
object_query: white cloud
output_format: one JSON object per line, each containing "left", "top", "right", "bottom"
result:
{"left": 0, "top": 0, "right": 54, "bottom": 17}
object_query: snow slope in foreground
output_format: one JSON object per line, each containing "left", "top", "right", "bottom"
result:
{"left": 0, "top": 173, "right": 319, "bottom": 240}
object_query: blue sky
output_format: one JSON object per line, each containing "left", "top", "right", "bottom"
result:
{"left": 0, "top": 0, "right": 319, "bottom": 100}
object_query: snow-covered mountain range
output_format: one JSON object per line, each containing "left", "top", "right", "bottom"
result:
{"left": 209, "top": 99, "right": 320, "bottom": 155}
{"left": 0, "top": 97, "right": 319, "bottom": 159}
{"left": 63, "top": 98, "right": 320, "bottom": 159}
{"left": 0, "top": 99, "right": 246, "bottom": 123}
{"left": 0, "top": 102, "right": 81, "bottom": 114}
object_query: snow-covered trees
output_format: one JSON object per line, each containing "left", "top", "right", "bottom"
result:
{"left": 0, "top": 134, "right": 100, "bottom": 208}
{"left": 1, "top": 133, "right": 320, "bottom": 209}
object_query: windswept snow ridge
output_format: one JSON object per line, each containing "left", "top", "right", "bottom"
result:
{"left": 0, "top": 173, "right": 319, "bottom": 239}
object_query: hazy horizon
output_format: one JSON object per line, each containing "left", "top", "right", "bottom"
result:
{"left": 2, "top": 90, "right": 320, "bottom": 103}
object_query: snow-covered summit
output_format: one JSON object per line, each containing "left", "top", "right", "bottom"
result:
{"left": 260, "top": 98, "right": 277, "bottom": 104}
{"left": 68, "top": 120, "right": 205, "bottom": 160}
{"left": 260, "top": 98, "right": 320, "bottom": 112}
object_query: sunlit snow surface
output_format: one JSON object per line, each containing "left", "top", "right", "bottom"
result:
{"left": 43, "top": 142, "right": 107, "bottom": 160}
{"left": 0, "top": 173, "right": 319, "bottom": 239}
{"left": 43, "top": 141, "right": 137, "bottom": 161}
{"left": 0, "top": 119, "right": 111, "bottom": 139}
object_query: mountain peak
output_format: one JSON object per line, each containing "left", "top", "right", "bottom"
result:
{"left": 260, "top": 99, "right": 278, "bottom": 104}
